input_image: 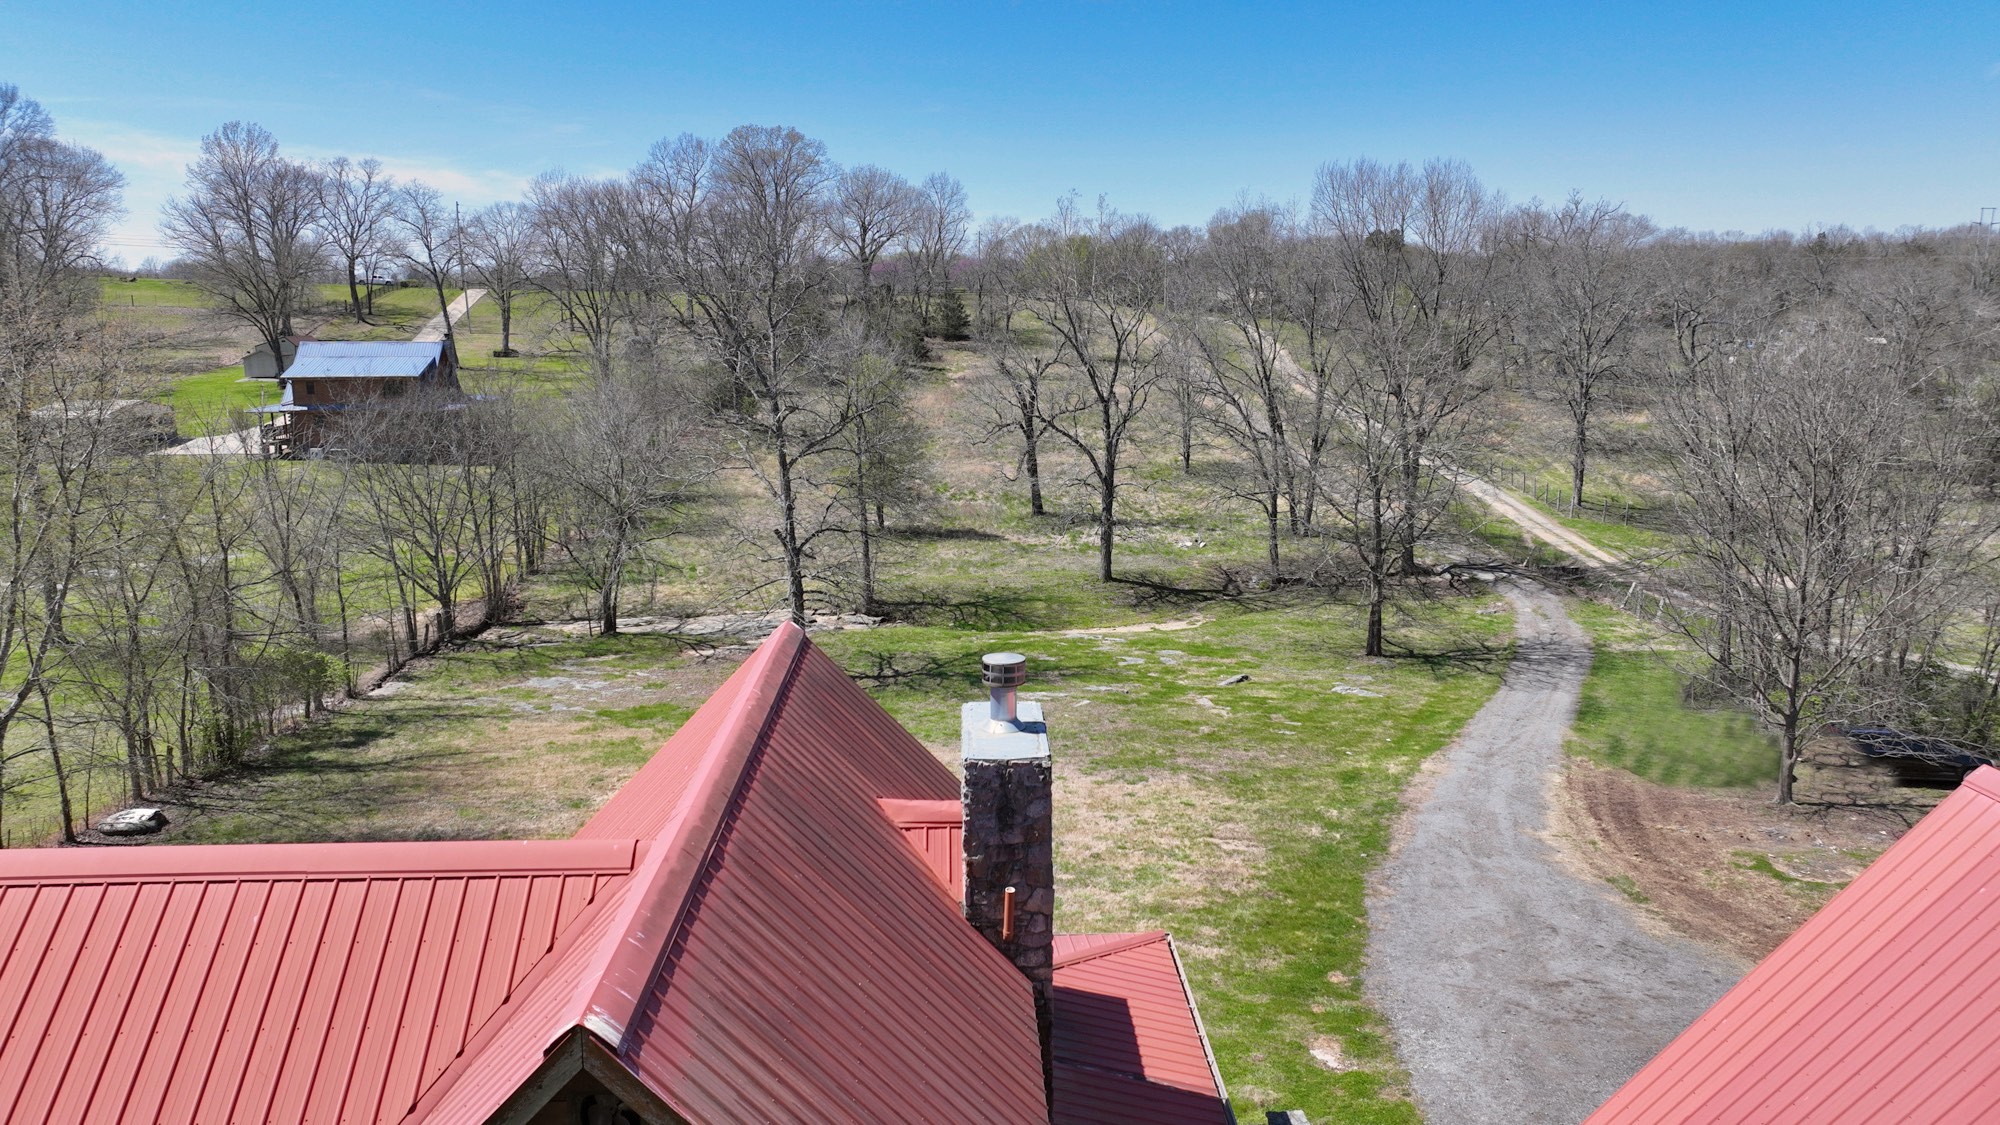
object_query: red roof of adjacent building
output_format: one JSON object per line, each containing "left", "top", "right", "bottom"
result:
{"left": 1587, "top": 765, "right": 2000, "bottom": 1125}
{"left": 1052, "top": 932, "right": 1233, "bottom": 1125}
{"left": 0, "top": 622, "right": 1231, "bottom": 1124}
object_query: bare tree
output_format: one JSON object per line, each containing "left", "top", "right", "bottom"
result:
{"left": 833, "top": 345, "right": 926, "bottom": 613}
{"left": 537, "top": 367, "right": 706, "bottom": 633}
{"left": 317, "top": 156, "right": 395, "bottom": 321}
{"left": 463, "top": 201, "right": 534, "bottom": 356}
{"left": 1313, "top": 158, "right": 1499, "bottom": 577}
{"left": 1174, "top": 205, "right": 1298, "bottom": 571}
{"left": 971, "top": 221, "right": 1059, "bottom": 516}
{"left": 629, "top": 126, "right": 852, "bottom": 625}
{"left": 1018, "top": 199, "right": 1168, "bottom": 582}
{"left": 0, "top": 88, "right": 121, "bottom": 305}
{"left": 341, "top": 390, "right": 505, "bottom": 648}
{"left": 1660, "top": 327, "right": 1979, "bottom": 803}
{"left": 0, "top": 84, "right": 124, "bottom": 840}
{"left": 1506, "top": 194, "right": 1655, "bottom": 509}
{"left": 830, "top": 165, "right": 916, "bottom": 300}
{"left": 162, "top": 122, "right": 324, "bottom": 373}
{"left": 395, "top": 182, "right": 462, "bottom": 347}
{"left": 904, "top": 172, "right": 970, "bottom": 334}
{"left": 528, "top": 172, "right": 631, "bottom": 373}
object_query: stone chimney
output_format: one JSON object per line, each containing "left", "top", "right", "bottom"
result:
{"left": 961, "top": 652, "right": 1055, "bottom": 1096}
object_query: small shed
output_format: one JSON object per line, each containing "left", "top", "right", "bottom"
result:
{"left": 240, "top": 334, "right": 313, "bottom": 380}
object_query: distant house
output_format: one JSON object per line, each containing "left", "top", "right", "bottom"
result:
{"left": 0, "top": 623, "right": 1231, "bottom": 1124}
{"left": 240, "top": 334, "right": 313, "bottom": 380}
{"left": 253, "top": 339, "right": 463, "bottom": 456}
{"left": 1588, "top": 765, "right": 2000, "bottom": 1123}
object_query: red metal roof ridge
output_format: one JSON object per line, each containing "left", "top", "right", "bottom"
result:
{"left": 0, "top": 838, "right": 639, "bottom": 882}
{"left": 572, "top": 621, "right": 811, "bottom": 1048}
{"left": 1163, "top": 933, "right": 1234, "bottom": 1116}
{"left": 1052, "top": 931, "right": 1171, "bottom": 969}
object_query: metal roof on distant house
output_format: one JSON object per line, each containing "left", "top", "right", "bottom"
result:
{"left": 0, "top": 622, "right": 1230, "bottom": 1124}
{"left": 1587, "top": 765, "right": 2000, "bottom": 1125}
{"left": 285, "top": 340, "right": 445, "bottom": 379}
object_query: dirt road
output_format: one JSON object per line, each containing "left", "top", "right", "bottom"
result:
{"left": 1365, "top": 584, "right": 1739, "bottom": 1124}
{"left": 413, "top": 288, "right": 486, "bottom": 343}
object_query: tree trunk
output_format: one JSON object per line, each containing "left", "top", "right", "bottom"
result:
{"left": 36, "top": 681, "right": 75, "bottom": 844}
{"left": 773, "top": 419, "right": 810, "bottom": 627}
{"left": 858, "top": 517, "right": 876, "bottom": 615}
{"left": 431, "top": 281, "right": 453, "bottom": 349}
{"left": 499, "top": 300, "right": 513, "bottom": 355}
{"left": 1266, "top": 493, "right": 1281, "bottom": 574}
{"left": 1098, "top": 465, "right": 1116, "bottom": 583}
{"left": 1025, "top": 438, "right": 1045, "bottom": 516}
{"left": 347, "top": 259, "right": 365, "bottom": 322}
{"left": 599, "top": 581, "right": 619, "bottom": 636}
{"left": 1399, "top": 448, "right": 1421, "bottom": 575}
{"left": 1365, "top": 583, "right": 1386, "bottom": 658}
{"left": 1777, "top": 719, "right": 1798, "bottom": 805}
{"left": 1570, "top": 399, "right": 1590, "bottom": 512}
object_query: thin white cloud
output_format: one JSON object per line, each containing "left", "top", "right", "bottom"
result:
{"left": 51, "top": 122, "right": 541, "bottom": 265}
{"left": 290, "top": 145, "right": 533, "bottom": 206}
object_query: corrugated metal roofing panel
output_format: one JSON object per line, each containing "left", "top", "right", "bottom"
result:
{"left": 608, "top": 634, "right": 1050, "bottom": 1123}
{"left": 0, "top": 841, "right": 634, "bottom": 1125}
{"left": 1587, "top": 766, "right": 2000, "bottom": 1125}
{"left": 286, "top": 340, "right": 443, "bottom": 379}
{"left": 1051, "top": 931, "right": 1233, "bottom": 1125}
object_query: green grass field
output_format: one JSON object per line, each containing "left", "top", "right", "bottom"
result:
{"left": 97, "top": 277, "right": 213, "bottom": 308}
{"left": 817, "top": 597, "right": 1508, "bottom": 1121}
{"left": 163, "top": 364, "right": 276, "bottom": 433}
{"left": 1565, "top": 600, "right": 1775, "bottom": 788}
{"left": 311, "top": 284, "right": 463, "bottom": 341}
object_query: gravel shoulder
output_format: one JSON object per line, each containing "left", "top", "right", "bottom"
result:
{"left": 1365, "top": 583, "right": 1740, "bottom": 1125}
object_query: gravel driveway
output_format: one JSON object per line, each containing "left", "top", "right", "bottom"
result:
{"left": 1366, "top": 583, "right": 1740, "bottom": 1124}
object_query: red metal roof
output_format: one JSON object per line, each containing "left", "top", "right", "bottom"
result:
{"left": 1587, "top": 765, "right": 2000, "bottom": 1125}
{"left": 1052, "top": 931, "right": 1233, "bottom": 1125}
{"left": 0, "top": 622, "right": 1226, "bottom": 1124}
{"left": 0, "top": 840, "right": 635, "bottom": 1125}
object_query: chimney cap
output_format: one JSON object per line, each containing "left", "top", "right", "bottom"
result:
{"left": 982, "top": 653, "right": 1028, "bottom": 688}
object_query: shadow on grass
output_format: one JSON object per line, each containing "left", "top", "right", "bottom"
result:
{"left": 1109, "top": 570, "right": 1240, "bottom": 607}
{"left": 1378, "top": 639, "right": 1515, "bottom": 675}
{"left": 150, "top": 705, "right": 482, "bottom": 843}
{"left": 846, "top": 647, "right": 985, "bottom": 691}
{"left": 889, "top": 525, "right": 1007, "bottom": 543}
{"left": 873, "top": 587, "right": 1070, "bottom": 631}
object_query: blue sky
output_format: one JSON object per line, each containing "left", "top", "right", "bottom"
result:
{"left": 4, "top": 0, "right": 1997, "bottom": 264}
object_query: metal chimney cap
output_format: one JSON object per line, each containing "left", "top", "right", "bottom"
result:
{"left": 982, "top": 652, "right": 1028, "bottom": 687}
